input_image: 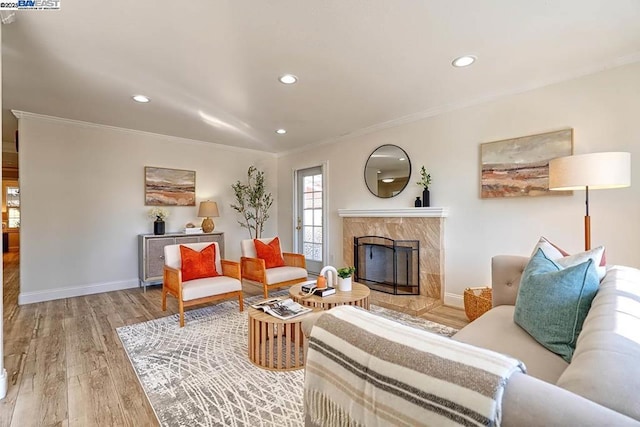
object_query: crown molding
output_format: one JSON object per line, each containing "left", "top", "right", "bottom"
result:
{"left": 338, "top": 207, "right": 449, "bottom": 218}
{"left": 11, "top": 110, "right": 277, "bottom": 157}
{"left": 277, "top": 53, "right": 640, "bottom": 158}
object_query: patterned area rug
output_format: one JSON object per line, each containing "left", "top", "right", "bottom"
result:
{"left": 117, "top": 293, "right": 458, "bottom": 427}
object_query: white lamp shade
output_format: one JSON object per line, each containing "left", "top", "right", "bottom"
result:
{"left": 198, "top": 201, "right": 219, "bottom": 217}
{"left": 549, "top": 152, "right": 631, "bottom": 191}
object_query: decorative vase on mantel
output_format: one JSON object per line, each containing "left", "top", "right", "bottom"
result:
{"left": 414, "top": 196, "right": 422, "bottom": 207}
{"left": 422, "top": 189, "right": 430, "bottom": 207}
{"left": 154, "top": 218, "right": 165, "bottom": 235}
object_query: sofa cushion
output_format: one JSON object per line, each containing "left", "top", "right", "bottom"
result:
{"left": 254, "top": 237, "right": 286, "bottom": 268}
{"left": 531, "top": 236, "right": 606, "bottom": 280}
{"left": 180, "top": 244, "right": 219, "bottom": 282}
{"left": 453, "top": 305, "right": 569, "bottom": 384}
{"left": 165, "top": 242, "right": 223, "bottom": 274}
{"left": 502, "top": 372, "right": 640, "bottom": 426}
{"left": 514, "top": 249, "right": 599, "bottom": 362}
{"left": 265, "top": 266, "right": 307, "bottom": 285}
{"left": 556, "top": 266, "right": 640, "bottom": 421}
{"left": 181, "top": 275, "right": 242, "bottom": 301}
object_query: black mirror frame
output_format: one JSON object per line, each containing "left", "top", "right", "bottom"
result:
{"left": 363, "top": 144, "right": 412, "bottom": 199}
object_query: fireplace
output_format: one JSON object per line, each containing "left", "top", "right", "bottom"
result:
{"left": 340, "top": 208, "right": 447, "bottom": 315}
{"left": 354, "top": 236, "right": 419, "bottom": 295}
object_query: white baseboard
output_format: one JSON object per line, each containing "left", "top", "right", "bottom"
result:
{"left": 444, "top": 292, "right": 464, "bottom": 308}
{"left": 18, "top": 279, "right": 139, "bottom": 305}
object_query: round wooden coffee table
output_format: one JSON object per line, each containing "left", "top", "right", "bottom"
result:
{"left": 289, "top": 281, "right": 370, "bottom": 310}
{"left": 247, "top": 306, "right": 318, "bottom": 371}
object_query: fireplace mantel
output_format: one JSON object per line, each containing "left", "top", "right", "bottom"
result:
{"left": 338, "top": 207, "right": 449, "bottom": 218}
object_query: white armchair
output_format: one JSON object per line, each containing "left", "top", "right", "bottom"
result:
{"left": 162, "top": 242, "right": 244, "bottom": 327}
{"left": 240, "top": 237, "right": 308, "bottom": 299}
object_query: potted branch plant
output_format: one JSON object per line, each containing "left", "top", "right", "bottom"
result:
{"left": 148, "top": 207, "right": 169, "bottom": 235}
{"left": 337, "top": 266, "right": 356, "bottom": 292}
{"left": 416, "top": 166, "right": 432, "bottom": 207}
{"left": 230, "top": 166, "right": 274, "bottom": 238}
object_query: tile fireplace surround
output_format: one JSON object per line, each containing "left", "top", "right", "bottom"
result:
{"left": 339, "top": 208, "right": 448, "bottom": 316}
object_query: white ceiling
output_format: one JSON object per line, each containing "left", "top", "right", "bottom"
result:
{"left": 2, "top": 0, "right": 640, "bottom": 154}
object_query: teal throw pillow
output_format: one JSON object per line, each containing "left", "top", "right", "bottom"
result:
{"left": 514, "top": 249, "right": 599, "bottom": 363}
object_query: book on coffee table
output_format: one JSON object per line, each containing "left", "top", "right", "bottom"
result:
{"left": 300, "top": 280, "right": 336, "bottom": 297}
{"left": 300, "top": 280, "right": 317, "bottom": 293}
{"left": 251, "top": 297, "right": 312, "bottom": 320}
{"left": 314, "top": 287, "right": 336, "bottom": 297}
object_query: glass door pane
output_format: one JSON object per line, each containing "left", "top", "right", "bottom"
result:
{"left": 296, "top": 166, "right": 324, "bottom": 274}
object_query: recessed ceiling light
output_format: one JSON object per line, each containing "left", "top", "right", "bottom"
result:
{"left": 132, "top": 94, "right": 150, "bottom": 103}
{"left": 399, "top": 157, "right": 406, "bottom": 161}
{"left": 452, "top": 55, "right": 477, "bottom": 67}
{"left": 278, "top": 74, "right": 298, "bottom": 84}
{"left": 275, "top": 129, "right": 287, "bottom": 134}
{"left": 381, "top": 178, "right": 395, "bottom": 183}
{"left": 377, "top": 170, "right": 382, "bottom": 174}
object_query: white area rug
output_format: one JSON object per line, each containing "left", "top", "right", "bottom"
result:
{"left": 117, "top": 293, "right": 457, "bottom": 427}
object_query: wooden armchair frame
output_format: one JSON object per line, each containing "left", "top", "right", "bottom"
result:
{"left": 241, "top": 252, "right": 307, "bottom": 299}
{"left": 162, "top": 259, "right": 244, "bottom": 327}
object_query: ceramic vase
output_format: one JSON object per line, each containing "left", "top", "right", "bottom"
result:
{"left": 154, "top": 219, "right": 165, "bottom": 235}
{"left": 414, "top": 196, "right": 422, "bottom": 207}
{"left": 422, "top": 189, "right": 430, "bottom": 207}
{"left": 316, "top": 275, "right": 327, "bottom": 289}
{"left": 338, "top": 276, "right": 352, "bottom": 292}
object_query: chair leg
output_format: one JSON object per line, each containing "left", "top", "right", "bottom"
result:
{"left": 238, "top": 293, "right": 244, "bottom": 312}
{"left": 179, "top": 299, "right": 185, "bottom": 327}
{"left": 263, "top": 284, "right": 269, "bottom": 299}
{"left": 161, "top": 287, "right": 167, "bottom": 311}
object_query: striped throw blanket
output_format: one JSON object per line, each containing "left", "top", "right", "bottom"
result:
{"left": 304, "top": 306, "right": 525, "bottom": 427}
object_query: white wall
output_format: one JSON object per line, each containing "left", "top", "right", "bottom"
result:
{"left": 18, "top": 115, "right": 277, "bottom": 302}
{"left": 277, "top": 62, "right": 640, "bottom": 306}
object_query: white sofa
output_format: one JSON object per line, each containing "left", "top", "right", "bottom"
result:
{"left": 303, "top": 256, "right": 640, "bottom": 426}
{"left": 452, "top": 256, "right": 640, "bottom": 425}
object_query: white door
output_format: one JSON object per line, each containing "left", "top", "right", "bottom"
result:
{"left": 295, "top": 166, "right": 324, "bottom": 274}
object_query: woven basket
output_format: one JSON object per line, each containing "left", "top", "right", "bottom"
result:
{"left": 463, "top": 287, "right": 493, "bottom": 321}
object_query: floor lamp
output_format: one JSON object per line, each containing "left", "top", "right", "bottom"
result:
{"left": 549, "top": 152, "right": 631, "bottom": 250}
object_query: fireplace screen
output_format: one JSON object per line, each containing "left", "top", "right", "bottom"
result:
{"left": 354, "top": 236, "right": 419, "bottom": 295}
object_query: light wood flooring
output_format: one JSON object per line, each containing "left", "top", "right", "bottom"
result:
{"left": 1, "top": 252, "right": 468, "bottom": 426}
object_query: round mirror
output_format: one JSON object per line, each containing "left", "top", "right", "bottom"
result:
{"left": 364, "top": 144, "right": 411, "bottom": 198}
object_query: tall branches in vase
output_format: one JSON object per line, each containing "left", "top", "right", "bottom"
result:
{"left": 231, "top": 166, "right": 274, "bottom": 238}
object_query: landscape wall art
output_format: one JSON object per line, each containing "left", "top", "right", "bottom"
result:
{"left": 481, "top": 129, "right": 573, "bottom": 198}
{"left": 145, "top": 167, "right": 196, "bottom": 206}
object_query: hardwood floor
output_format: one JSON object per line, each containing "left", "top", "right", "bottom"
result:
{"left": 1, "top": 253, "right": 468, "bottom": 426}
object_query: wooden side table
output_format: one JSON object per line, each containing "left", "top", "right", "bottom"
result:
{"left": 289, "top": 282, "right": 370, "bottom": 310}
{"left": 247, "top": 306, "right": 318, "bottom": 371}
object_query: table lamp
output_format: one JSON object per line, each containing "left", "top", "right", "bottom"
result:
{"left": 198, "top": 201, "right": 219, "bottom": 233}
{"left": 549, "top": 152, "right": 631, "bottom": 250}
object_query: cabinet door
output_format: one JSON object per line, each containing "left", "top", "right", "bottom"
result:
{"left": 146, "top": 237, "right": 175, "bottom": 280}
{"left": 198, "top": 234, "right": 224, "bottom": 258}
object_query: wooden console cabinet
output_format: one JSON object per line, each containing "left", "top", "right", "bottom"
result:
{"left": 138, "top": 232, "right": 225, "bottom": 289}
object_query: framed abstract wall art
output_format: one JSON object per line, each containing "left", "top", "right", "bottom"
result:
{"left": 480, "top": 129, "right": 573, "bottom": 198}
{"left": 145, "top": 167, "right": 196, "bottom": 206}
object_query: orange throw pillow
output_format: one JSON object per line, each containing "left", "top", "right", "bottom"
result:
{"left": 254, "top": 237, "right": 285, "bottom": 268}
{"left": 180, "top": 244, "right": 219, "bottom": 282}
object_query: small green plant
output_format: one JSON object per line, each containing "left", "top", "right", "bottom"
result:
{"left": 337, "top": 266, "right": 356, "bottom": 279}
{"left": 416, "top": 165, "right": 432, "bottom": 190}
